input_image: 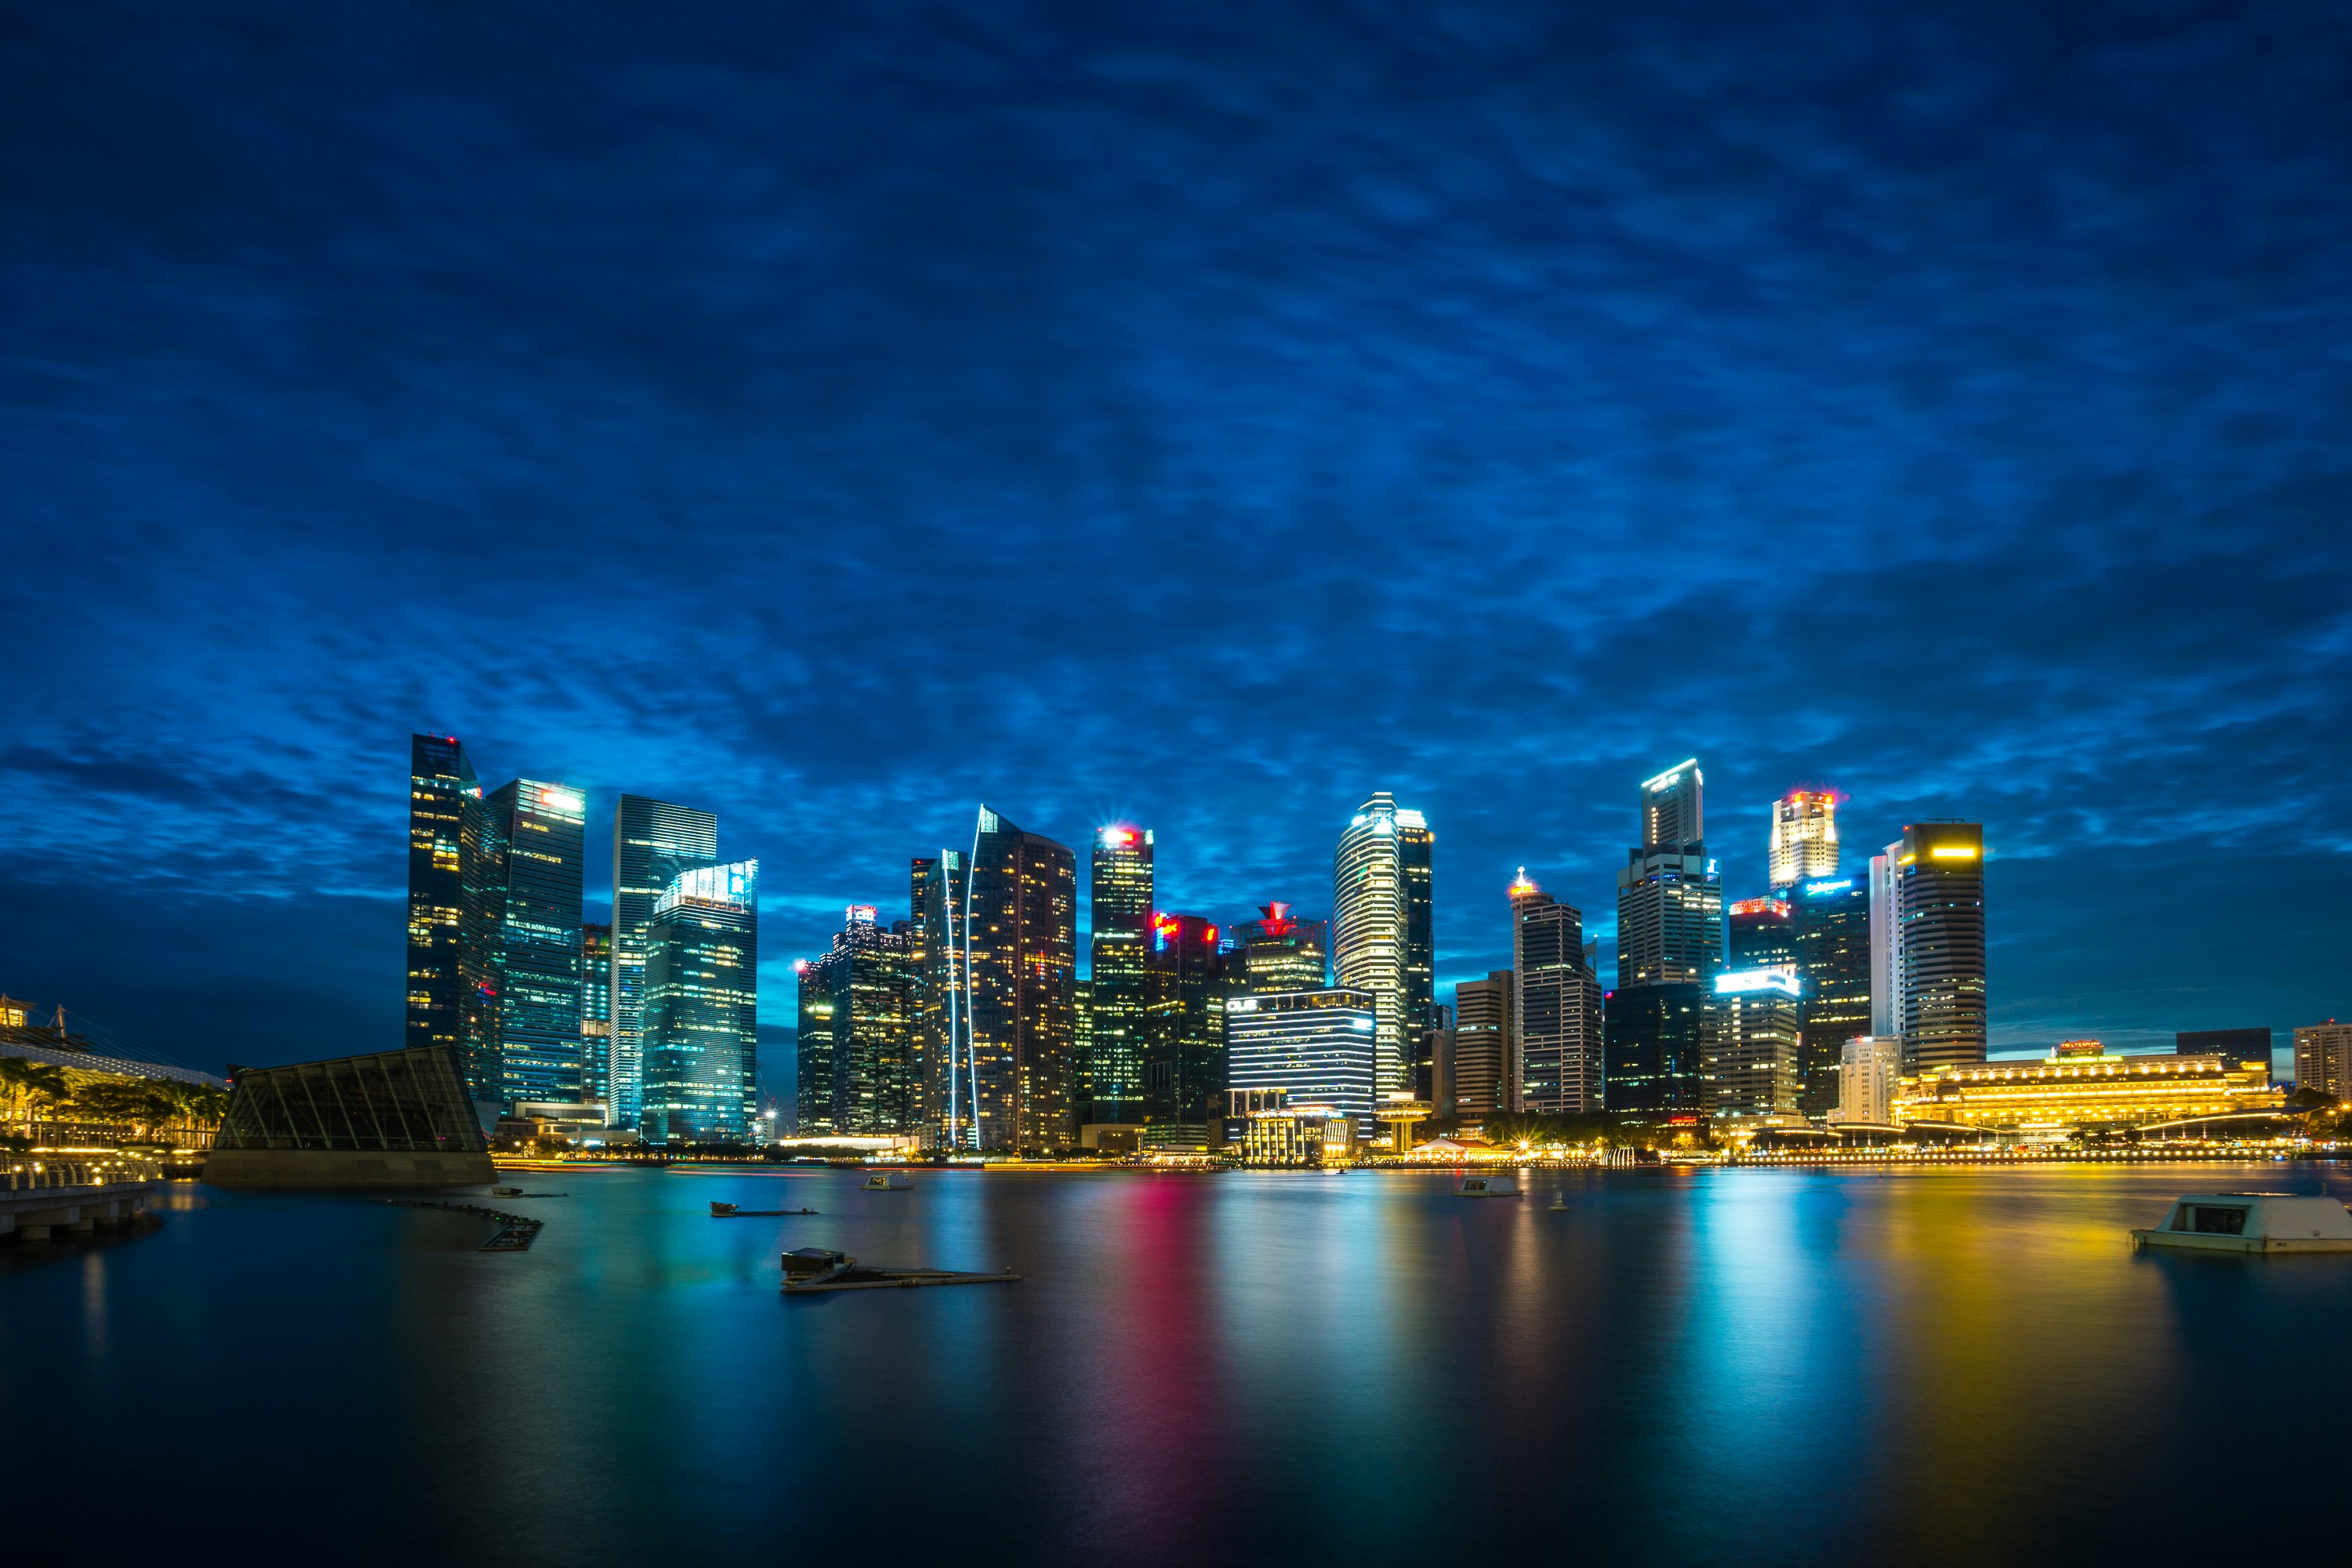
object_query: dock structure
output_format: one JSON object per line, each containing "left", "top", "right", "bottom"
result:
{"left": 386, "top": 1199, "right": 546, "bottom": 1250}
{"left": 2, "top": 1157, "right": 162, "bottom": 1242}
{"left": 780, "top": 1247, "right": 1020, "bottom": 1293}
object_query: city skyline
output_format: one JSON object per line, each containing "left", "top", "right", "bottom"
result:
{"left": 7, "top": 4, "right": 2350, "bottom": 1076}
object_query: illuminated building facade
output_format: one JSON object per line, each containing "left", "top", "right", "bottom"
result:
{"left": 1703, "top": 968, "right": 1802, "bottom": 1119}
{"left": 1451, "top": 972, "right": 1512, "bottom": 1120}
{"left": 799, "top": 906, "right": 917, "bottom": 1135}
{"left": 1793, "top": 876, "right": 1871, "bottom": 1121}
{"left": 1616, "top": 760, "right": 1723, "bottom": 987}
{"left": 1145, "top": 913, "right": 1226, "bottom": 1145}
{"left": 405, "top": 734, "right": 479, "bottom": 1062}
{"left": 1603, "top": 981, "right": 1706, "bottom": 1112}
{"left": 1511, "top": 871, "right": 1604, "bottom": 1114}
{"left": 1399, "top": 811, "right": 1436, "bottom": 1075}
{"left": 1868, "top": 840, "right": 1901, "bottom": 1036}
{"left": 1334, "top": 793, "right": 1425, "bottom": 1095}
{"left": 2294, "top": 1022, "right": 2352, "bottom": 1099}
{"left": 475, "top": 779, "right": 589, "bottom": 1110}
{"left": 2177, "top": 1028, "right": 2272, "bottom": 1073}
{"left": 1893, "top": 1044, "right": 2281, "bottom": 1135}
{"left": 610, "top": 795, "right": 718, "bottom": 1129}
{"left": 1085, "top": 825, "right": 1152, "bottom": 1125}
{"left": 913, "top": 850, "right": 970, "bottom": 1141}
{"left": 1226, "top": 902, "right": 1329, "bottom": 996}
{"left": 1895, "top": 822, "right": 1987, "bottom": 1073}
{"left": 1834, "top": 1035, "right": 1902, "bottom": 1123}
{"left": 579, "top": 923, "right": 612, "bottom": 1110}
{"left": 1225, "top": 989, "right": 1378, "bottom": 1130}
{"left": 959, "top": 808, "right": 1077, "bottom": 1150}
{"left": 1728, "top": 898, "right": 1795, "bottom": 970}
{"left": 1769, "top": 789, "right": 1840, "bottom": 891}
{"left": 641, "top": 859, "right": 759, "bottom": 1143}
{"left": 1241, "top": 1105, "right": 1358, "bottom": 1167}
{"left": 794, "top": 955, "right": 838, "bottom": 1136}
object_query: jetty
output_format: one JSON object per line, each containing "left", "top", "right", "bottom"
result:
{"left": 711, "top": 1201, "right": 818, "bottom": 1217}
{"left": 781, "top": 1247, "right": 1020, "bottom": 1294}
{"left": 386, "top": 1198, "right": 544, "bottom": 1251}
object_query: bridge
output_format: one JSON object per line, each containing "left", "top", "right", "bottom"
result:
{"left": 2, "top": 1156, "right": 162, "bottom": 1241}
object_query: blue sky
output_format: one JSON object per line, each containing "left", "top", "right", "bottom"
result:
{"left": 5, "top": 1, "right": 2350, "bottom": 1074}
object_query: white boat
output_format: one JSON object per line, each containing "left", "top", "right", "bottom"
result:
{"left": 862, "top": 1173, "right": 913, "bottom": 1191}
{"left": 2132, "top": 1194, "right": 2352, "bottom": 1254}
{"left": 1455, "top": 1174, "right": 1519, "bottom": 1198}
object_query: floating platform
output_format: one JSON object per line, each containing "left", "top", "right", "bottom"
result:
{"left": 387, "top": 1199, "right": 545, "bottom": 1251}
{"left": 781, "top": 1247, "right": 1019, "bottom": 1294}
{"left": 2132, "top": 1194, "right": 2352, "bottom": 1254}
{"left": 711, "top": 1202, "right": 818, "bottom": 1217}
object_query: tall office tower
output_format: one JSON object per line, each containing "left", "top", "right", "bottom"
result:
{"left": 579, "top": 924, "right": 612, "bottom": 1109}
{"left": 1510, "top": 870, "right": 1605, "bottom": 1114}
{"left": 1423, "top": 1004, "right": 1455, "bottom": 1116}
{"left": 406, "top": 734, "right": 481, "bottom": 1058}
{"left": 1792, "top": 875, "right": 1871, "bottom": 1122}
{"left": 641, "top": 860, "right": 759, "bottom": 1143}
{"left": 610, "top": 796, "right": 719, "bottom": 1130}
{"left": 1334, "top": 793, "right": 1426, "bottom": 1095}
{"left": 475, "top": 779, "right": 589, "bottom": 1110}
{"left": 2177, "top": 1028, "right": 2273, "bottom": 1074}
{"left": 1225, "top": 989, "right": 1378, "bottom": 1130}
{"left": 960, "top": 808, "right": 1077, "bottom": 1150}
{"left": 1144, "top": 913, "right": 1226, "bottom": 1147}
{"left": 1728, "top": 898, "right": 1798, "bottom": 970}
{"left": 913, "top": 851, "right": 971, "bottom": 1140}
{"left": 1227, "top": 903, "right": 1329, "bottom": 996}
{"left": 1602, "top": 982, "right": 1707, "bottom": 1112}
{"left": 1768, "top": 789, "right": 1840, "bottom": 891}
{"left": 1702, "top": 969, "right": 1802, "bottom": 1119}
{"left": 1085, "top": 825, "right": 1153, "bottom": 1126}
{"left": 1451, "top": 972, "right": 1512, "bottom": 1120}
{"left": 1616, "top": 760, "right": 1723, "bottom": 987}
{"left": 1398, "top": 809, "right": 1436, "bottom": 1023}
{"left": 1868, "top": 840, "right": 1901, "bottom": 1035}
{"left": 1894, "top": 822, "right": 1987, "bottom": 1073}
{"left": 1834, "top": 1035, "right": 1903, "bottom": 1123}
{"left": 793, "top": 954, "right": 838, "bottom": 1135}
{"left": 2293, "top": 1022, "right": 2352, "bottom": 1099}
{"left": 812, "top": 905, "right": 917, "bottom": 1134}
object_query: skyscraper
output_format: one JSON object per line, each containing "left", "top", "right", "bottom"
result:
{"left": 960, "top": 808, "right": 1077, "bottom": 1150}
{"left": 1451, "top": 971, "right": 1512, "bottom": 1120}
{"left": 1868, "top": 839, "right": 1901, "bottom": 1036}
{"left": 1226, "top": 903, "right": 1328, "bottom": 996}
{"left": 1334, "top": 793, "right": 1425, "bottom": 1096}
{"left": 2294, "top": 1022, "right": 2351, "bottom": 1099}
{"left": 611, "top": 796, "right": 718, "bottom": 1129}
{"left": 1602, "top": 982, "right": 1707, "bottom": 1113}
{"left": 1225, "top": 989, "right": 1379, "bottom": 1130}
{"left": 1616, "top": 760, "right": 1723, "bottom": 987}
{"left": 641, "top": 859, "right": 759, "bottom": 1143}
{"left": 579, "top": 923, "right": 612, "bottom": 1109}
{"left": 1791, "top": 875, "right": 1871, "bottom": 1121}
{"left": 1728, "top": 898, "right": 1798, "bottom": 970}
{"left": 913, "top": 850, "right": 969, "bottom": 1142}
{"left": 803, "top": 905, "right": 917, "bottom": 1134}
{"left": 1399, "top": 811, "right": 1436, "bottom": 1022}
{"left": 1835, "top": 1035, "right": 1902, "bottom": 1123}
{"left": 477, "top": 779, "right": 588, "bottom": 1110}
{"left": 1894, "top": 822, "right": 1987, "bottom": 1073}
{"left": 794, "top": 953, "right": 837, "bottom": 1136}
{"left": 1085, "top": 824, "right": 1153, "bottom": 1127}
{"left": 1769, "top": 789, "right": 1840, "bottom": 891}
{"left": 405, "top": 734, "right": 479, "bottom": 1059}
{"left": 1144, "top": 913, "right": 1225, "bottom": 1147}
{"left": 1703, "top": 969, "right": 1802, "bottom": 1119}
{"left": 1510, "top": 870, "right": 1605, "bottom": 1115}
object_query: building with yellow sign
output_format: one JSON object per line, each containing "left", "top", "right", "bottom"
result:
{"left": 1892, "top": 1040, "right": 2281, "bottom": 1138}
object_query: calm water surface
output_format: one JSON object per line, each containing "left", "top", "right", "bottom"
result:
{"left": 6, "top": 1162, "right": 2349, "bottom": 1565}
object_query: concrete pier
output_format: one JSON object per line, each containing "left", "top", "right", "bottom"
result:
{"left": 2, "top": 1161, "right": 162, "bottom": 1242}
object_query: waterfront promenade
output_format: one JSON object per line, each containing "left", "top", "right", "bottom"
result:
{"left": 1, "top": 1155, "right": 162, "bottom": 1240}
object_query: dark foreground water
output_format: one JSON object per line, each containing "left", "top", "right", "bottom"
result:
{"left": 6, "top": 1161, "right": 2350, "bottom": 1566}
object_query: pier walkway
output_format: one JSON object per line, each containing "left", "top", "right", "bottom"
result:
{"left": 2, "top": 1156, "right": 163, "bottom": 1241}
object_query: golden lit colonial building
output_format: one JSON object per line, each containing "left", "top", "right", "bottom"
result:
{"left": 1893, "top": 1040, "right": 2281, "bottom": 1138}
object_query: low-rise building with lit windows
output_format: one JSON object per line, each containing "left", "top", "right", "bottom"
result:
{"left": 1893, "top": 1039, "right": 2281, "bottom": 1138}
{"left": 1240, "top": 1103, "right": 1357, "bottom": 1167}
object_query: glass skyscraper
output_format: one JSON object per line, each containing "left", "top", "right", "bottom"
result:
{"left": 956, "top": 808, "right": 1076, "bottom": 1150}
{"left": 1144, "top": 912, "right": 1225, "bottom": 1147}
{"left": 1225, "top": 903, "right": 1328, "bottom": 996}
{"left": 405, "top": 734, "right": 479, "bottom": 1058}
{"left": 1895, "top": 822, "right": 1987, "bottom": 1073}
{"left": 1225, "top": 989, "right": 1377, "bottom": 1130}
{"left": 579, "top": 922, "right": 612, "bottom": 1109}
{"left": 1615, "top": 759, "right": 1723, "bottom": 988}
{"left": 797, "top": 904, "right": 916, "bottom": 1135}
{"left": 611, "top": 795, "right": 718, "bottom": 1129}
{"left": 1334, "top": 793, "right": 1426, "bottom": 1096}
{"left": 1792, "top": 875, "right": 1871, "bottom": 1121}
{"left": 1085, "top": 824, "right": 1152, "bottom": 1126}
{"left": 480, "top": 779, "right": 589, "bottom": 1110}
{"left": 913, "top": 850, "right": 969, "bottom": 1142}
{"left": 1602, "top": 982, "right": 1706, "bottom": 1112}
{"left": 1510, "top": 871, "right": 1605, "bottom": 1114}
{"left": 1703, "top": 969, "right": 1802, "bottom": 1119}
{"left": 641, "top": 859, "right": 759, "bottom": 1143}
{"left": 1727, "top": 898, "right": 1798, "bottom": 971}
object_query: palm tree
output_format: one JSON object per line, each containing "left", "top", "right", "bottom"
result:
{"left": 0, "top": 1057, "right": 71, "bottom": 1131}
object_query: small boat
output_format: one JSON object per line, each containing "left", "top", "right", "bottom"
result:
{"left": 2132, "top": 1194, "right": 2352, "bottom": 1254}
{"left": 1456, "top": 1174, "right": 1519, "bottom": 1198}
{"left": 781, "top": 1247, "right": 1019, "bottom": 1294}
{"left": 862, "top": 1173, "right": 913, "bottom": 1191}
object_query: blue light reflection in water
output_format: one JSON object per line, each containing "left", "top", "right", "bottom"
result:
{"left": 5, "top": 1163, "right": 2351, "bottom": 1567}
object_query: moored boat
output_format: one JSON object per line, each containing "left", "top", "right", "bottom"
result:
{"left": 2132, "top": 1194, "right": 2352, "bottom": 1254}
{"left": 862, "top": 1173, "right": 913, "bottom": 1190}
{"left": 1456, "top": 1174, "right": 1519, "bottom": 1198}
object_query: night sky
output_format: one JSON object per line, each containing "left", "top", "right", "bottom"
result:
{"left": 6, "top": 2, "right": 2350, "bottom": 1079}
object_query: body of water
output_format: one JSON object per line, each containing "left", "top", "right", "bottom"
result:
{"left": 5, "top": 1161, "right": 2347, "bottom": 1565}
